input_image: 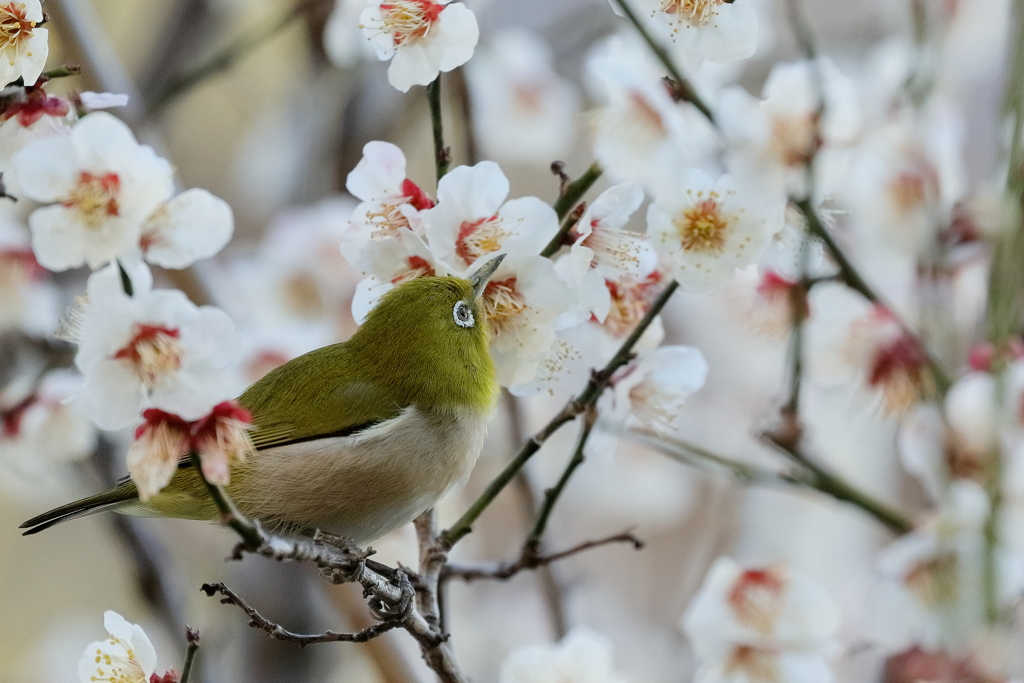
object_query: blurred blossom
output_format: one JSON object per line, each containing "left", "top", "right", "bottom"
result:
{"left": 683, "top": 557, "right": 841, "bottom": 683}
{"left": 360, "top": 0, "right": 479, "bottom": 92}
{"left": 872, "top": 481, "right": 990, "bottom": 652}
{"left": 342, "top": 140, "right": 435, "bottom": 267}
{"left": 0, "top": 85, "right": 73, "bottom": 197}
{"left": 719, "top": 57, "right": 861, "bottom": 200}
{"left": 15, "top": 113, "right": 174, "bottom": 271}
{"left": 73, "top": 262, "right": 240, "bottom": 430}
{"left": 807, "top": 283, "right": 932, "bottom": 415}
{"left": 587, "top": 35, "right": 718, "bottom": 190}
{"left": 323, "top": 0, "right": 376, "bottom": 68}
{"left": 0, "top": 0, "right": 48, "bottom": 88}
{"left": 466, "top": 29, "right": 579, "bottom": 165}
{"left": 139, "top": 189, "right": 234, "bottom": 269}
{"left": 0, "top": 370, "right": 96, "bottom": 484}
{"left": 620, "top": 0, "right": 759, "bottom": 72}
{"left": 77, "top": 611, "right": 158, "bottom": 683}
{"left": 600, "top": 344, "right": 708, "bottom": 433}
{"left": 0, "top": 217, "right": 57, "bottom": 334}
{"left": 499, "top": 628, "right": 625, "bottom": 683}
{"left": 846, "top": 106, "right": 965, "bottom": 256}
{"left": 646, "top": 168, "right": 784, "bottom": 293}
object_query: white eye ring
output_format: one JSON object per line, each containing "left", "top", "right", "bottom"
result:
{"left": 453, "top": 301, "right": 474, "bottom": 328}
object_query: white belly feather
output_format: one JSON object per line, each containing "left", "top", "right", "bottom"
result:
{"left": 228, "top": 405, "right": 490, "bottom": 545}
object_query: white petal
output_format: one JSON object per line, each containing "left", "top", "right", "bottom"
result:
{"left": 28, "top": 205, "right": 90, "bottom": 271}
{"left": 698, "top": 2, "right": 758, "bottom": 64}
{"left": 433, "top": 3, "right": 479, "bottom": 72}
{"left": 13, "top": 134, "right": 77, "bottom": 202}
{"left": 143, "top": 189, "right": 234, "bottom": 268}
{"left": 17, "top": 28, "right": 48, "bottom": 86}
{"left": 346, "top": 141, "right": 407, "bottom": 200}
{"left": 496, "top": 196, "right": 559, "bottom": 255}
{"left": 388, "top": 41, "right": 440, "bottom": 91}
{"left": 79, "top": 359, "right": 145, "bottom": 430}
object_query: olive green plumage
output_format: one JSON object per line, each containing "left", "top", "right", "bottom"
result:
{"left": 21, "top": 272, "right": 501, "bottom": 539}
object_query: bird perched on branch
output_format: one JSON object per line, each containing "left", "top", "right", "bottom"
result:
{"left": 21, "top": 254, "right": 505, "bottom": 545}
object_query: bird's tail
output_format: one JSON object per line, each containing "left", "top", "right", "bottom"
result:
{"left": 19, "top": 480, "right": 139, "bottom": 535}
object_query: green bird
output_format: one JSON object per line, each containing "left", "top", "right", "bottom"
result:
{"left": 21, "top": 254, "right": 505, "bottom": 545}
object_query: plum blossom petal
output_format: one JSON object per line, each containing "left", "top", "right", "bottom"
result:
{"left": 77, "top": 610, "right": 157, "bottom": 683}
{"left": 79, "top": 92, "right": 130, "bottom": 110}
{"left": 601, "top": 344, "right": 708, "bottom": 431}
{"left": 140, "top": 188, "right": 235, "bottom": 268}
{"left": 499, "top": 628, "right": 625, "bottom": 683}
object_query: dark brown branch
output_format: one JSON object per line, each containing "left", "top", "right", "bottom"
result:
{"left": 442, "top": 531, "right": 644, "bottom": 583}
{"left": 202, "top": 583, "right": 402, "bottom": 646}
{"left": 179, "top": 628, "right": 200, "bottom": 683}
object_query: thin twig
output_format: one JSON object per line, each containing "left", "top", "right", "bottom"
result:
{"left": 427, "top": 76, "right": 450, "bottom": 183}
{"left": 551, "top": 162, "right": 602, "bottom": 222}
{"left": 607, "top": 0, "right": 714, "bottom": 122}
{"left": 202, "top": 583, "right": 402, "bottom": 645}
{"left": 146, "top": 0, "right": 329, "bottom": 117}
{"left": 179, "top": 628, "right": 200, "bottom": 683}
{"left": 443, "top": 531, "right": 644, "bottom": 582}
{"left": 440, "top": 280, "right": 680, "bottom": 548}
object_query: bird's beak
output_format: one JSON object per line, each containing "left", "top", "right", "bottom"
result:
{"left": 468, "top": 253, "right": 506, "bottom": 299}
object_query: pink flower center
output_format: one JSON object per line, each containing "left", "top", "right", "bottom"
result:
{"left": 483, "top": 277, "right": 526, "bottom": 336}
{"left": 4, "top": 87, "right": 69, "bottom": 127}
{"left": 363, "top": 179, "right": 434, "bottom": 239}
{"left": 0, "top": 3, "right": 36, "bottom": 52}
{"left": 889, "top": 165, "right": 939, "bottom": 214}
{"left": 455, "top": 214, "right": 506, "bottom": 267}
{"left": 114, "top": 324, "right": 184, "bottom": 387}
{"left": 601, "top": 271, "right": 661, "bottom": 336}
{"left": 728, "top": 567, "right": 786, "bottom": 635}
{"left": 379, "top": 0, "right": 444, "bottom": 48}
{"left": 770, "top": 114, "right": 817, "bottom": 168}
{"left": 64, "top": 171, "right": 122, "bottom": 229}
{"left": 675, "top": 195, "right": 731, "bottom": 254}
{"left": 391, "top": 254, "right": 435, "bottom": 284}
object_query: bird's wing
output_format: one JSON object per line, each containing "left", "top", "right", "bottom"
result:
{"left": 238, "top": 343, "right": 407, "bottom": 451}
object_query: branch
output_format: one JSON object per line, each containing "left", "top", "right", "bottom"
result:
{"left": 440, "top": 280, "right": 680, "bottom": 548}
{"left": 427, "top": 76, "right": 450, "bottom": 183}
{"left": 146, "top": 0, "right": 329, "bottom": 117}
{"left": 761, "top": 428, "right": 913, "bottom": 535}
{"left": 551, "top": 162, "right": 602, "bottom": 222}
{"left": 607, "top": 0, "right": 714, "bottom": 122}
{"left": 202, "top": 583, "right": 402, "bottom": 645}
{"left": 187, "top": 450, "right": 264, "bottom": 550}
{"left": 442, "top": 531, "right": 644, "bottom": 582}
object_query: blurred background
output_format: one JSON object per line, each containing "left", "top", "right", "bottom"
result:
{"left": 0, "top": 0, "right": 1015, "bottom": 681}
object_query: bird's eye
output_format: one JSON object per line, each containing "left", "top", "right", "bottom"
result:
{"left": 453, "top": 301, "right": 474, "bottom": 328}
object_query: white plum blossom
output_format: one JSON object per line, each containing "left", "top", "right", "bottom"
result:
{"left": 360, "top": 0, "right": 479, "bottom": 92}
{"left": 683, "top": 557, "right": 841, "bottom": 683}
{"left": 350, "top": 227, "right": 451, "bottom": 321}
{"left": 14, "top": 112, "right": 174, "bottom": 271}
{"left": 139, "top": 188, "right": 234, "bottom": 269}
{"left": 499, "top": 628, "right": 625, "bottom": 683}
{"left": 0, "top": 0, "right": 48, "bottom": 88}
{"left": 422, "top": 160, "right": 559, "bottom": 273}
{"left": 74, "top": 262, "right": 239, "bottom": 430}
{"left": 647, "top": 169, "right": 784, "bottom": 292}
{"left": 342, "top": 141, "right": 435, "bottom": 266}
{"left": 622, "top": 0, "right": 759, "bottom": 72}
{"left": 77, "top": 611, "right": 158, "bottom": 683}
{"left": 466, "top": 29, "right": 579, "bottom": 164}
{"left": 719, "top": 57, "right": 861, "bottom": 199}
{"left": 600, "top": 344, "right": 708, "bottom": 433}
{"left": 587, "top": 35, "right": 718, "bottom": 190}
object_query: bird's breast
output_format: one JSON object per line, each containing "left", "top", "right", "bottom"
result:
{"left": 228, "top": 405, "right": 490, "bottom": 545}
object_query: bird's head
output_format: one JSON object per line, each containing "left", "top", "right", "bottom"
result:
{"left": 349, "top": 254, "right": 505, "bottom": 411}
